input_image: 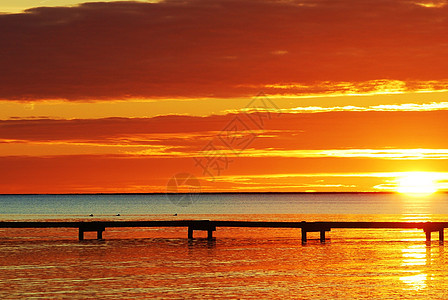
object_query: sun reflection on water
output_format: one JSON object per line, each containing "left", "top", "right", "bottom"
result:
{"left": 400, "top": 245, "right": 430, "bottom": 290}
{"left": 399, "top": 195, "right": 433, "bottom": 215}
{"left": 401, "top": 246, "right": 427, "bottom": 266}
{"left": 400, "top": 214, "right": 431, "bottom": 222}
{"left": 400, "top": 273, "right": 428, "bottom": 290}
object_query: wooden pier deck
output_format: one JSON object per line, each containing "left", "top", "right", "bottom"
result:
{"left": 0, "top": 220, "right": 447, "bottom": 243}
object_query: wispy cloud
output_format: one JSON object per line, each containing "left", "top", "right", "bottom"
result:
{"left": 207, "top": 149, "right": 448, "bottom": 160}
{"left": 207, "top": 171, "right": 448, "bottom": 192}
{"left": 261, "top": 80, "right": 448, "bottom": 98}
{"left": 2, "top": 110, "right": 448, "bottom": 155}
{"left": 224, "top": 102, "right": 448, "bottom": 115}
{"left": 414, "top": 1, "right": 447, "bottom": 8}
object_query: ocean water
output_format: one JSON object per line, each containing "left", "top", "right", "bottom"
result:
{"left": 1, "top": 193, "right": 448, "bottom": 299}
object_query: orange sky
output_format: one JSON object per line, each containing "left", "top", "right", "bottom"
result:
{"left": 1, "top": 0, "right": 448, "bottom": 193}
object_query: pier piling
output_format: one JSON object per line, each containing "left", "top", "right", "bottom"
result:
{"left": 320, "top": 231, "right": 326, "bottom": 243}
{"left": 78, "top": 225, "right": 105, "bottom": 241}
{"left": 187, "top": 221, "right": 216, "bottom": 240}
{"left": 425, "top": 231, "right": 431, "bottom": 242}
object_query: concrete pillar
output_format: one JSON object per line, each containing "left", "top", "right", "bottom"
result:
{"left": 188, "top": 227, "right": 194, "bottom": 239}
{"left": 78, "top": 228, "right": 84, "bottom": 241}
{"left": 97, "top": 230, "right": 103, "bottom": 240}
{"left": 439, "top": 229, "right": 444, "bottom": 242}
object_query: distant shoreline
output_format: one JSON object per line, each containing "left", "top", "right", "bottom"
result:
{"left": 2, "top": 191, "right": 446, "bottom": 196}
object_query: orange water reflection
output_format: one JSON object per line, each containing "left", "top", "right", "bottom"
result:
{"left": 400, "top": 273, "right": 428, "bottom": 291}
{"left": 2, "top": 214, "right": 448, "bottom": 298}
{"left": 399, "top": 242, "right": 445, "bottom": 291}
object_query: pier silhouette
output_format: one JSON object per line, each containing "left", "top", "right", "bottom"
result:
{"left": 0, "top": 220, "right": 446, "bottom": 243}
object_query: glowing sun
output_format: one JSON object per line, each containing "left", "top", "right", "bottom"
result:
{"left": 397, "top": 172, "right": 438, "bottom": 196}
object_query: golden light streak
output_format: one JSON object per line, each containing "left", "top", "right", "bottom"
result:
{"left": 205, "top": 171, "right": 448, "bottom": 193}
{"left": 415, "top": 1, "right": 447, "bottom": 8}
{"left": 209, "top": 171, "right": 448, "bottom": 181}
{"left": 0, "top": 1, "right": 160, "bottom": 14}
{"left": 287, "top": 102, "right": 448, "bottom": 113}
{"left": 263, "top": 79, "right": 448, "bottom": 97}
{"left": 3, "top": 90, "right": 448, "bottom": 120}
{"left": 198, "top": 149, "right": 448, "bottom": 160}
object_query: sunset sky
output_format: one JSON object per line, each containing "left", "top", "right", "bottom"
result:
{"left": 1, "top": 0, "right": 448, "bottom": 193}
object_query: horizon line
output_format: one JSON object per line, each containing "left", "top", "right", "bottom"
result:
{"left": 2, "top": 191, "right": 445, "bottom": 196}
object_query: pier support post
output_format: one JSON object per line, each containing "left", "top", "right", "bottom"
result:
{"left": 188, "top": 221, "right": 215, "bottom": 240}
{"left": 207, "top": 229, "right": 214, "bottom": 240}
{"left": 425, "top": 231, "right": 431, "bottom": 242}
{"left": 78, "top": 225, "right": 105, "bottom": 241}
{"left": 188, "top": 227, "right": 215, "bottom": 240}
{"left": 439, "top": 229, "right": 444, "bottom": 242}
{"left": 301, "top": 229, "right": 307, "bottom": 243}
{"left": 320, "top": 231, "right": 326, "bottom": 243}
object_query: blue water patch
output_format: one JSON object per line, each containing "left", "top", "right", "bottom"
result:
{"left": 1, "top": 193, "right": 447, "bottom": 219}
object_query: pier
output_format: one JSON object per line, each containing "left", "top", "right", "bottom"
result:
{"left": 0, "top": 220, "right": 447, "bottom": 243}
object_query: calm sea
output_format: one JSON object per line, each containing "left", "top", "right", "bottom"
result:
{"left": 1, "top": 193, "right": 448, "bottom": 299}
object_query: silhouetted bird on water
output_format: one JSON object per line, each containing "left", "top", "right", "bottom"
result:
{"left": 174, "top": 213, "right": 178, "bottom": 216}
{"left": 116, "top": 214, "right": 120, "bottom": 216}
{"left": 89, "top": 214, "right": 93, "bottom": 217}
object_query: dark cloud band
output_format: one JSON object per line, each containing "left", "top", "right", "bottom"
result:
{"left": 1, "top": 0, "right": 447, "bottom": 100}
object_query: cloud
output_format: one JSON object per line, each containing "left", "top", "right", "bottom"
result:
{"left": 282, "top": 102, "right": 448, "bottom": 113}
{"left": 0, "top": 115, "right": 231, "bottom": 142}
{"left": 3, "top": 151, "right": 448, "bottom": 193}
{"left": 262, "top": 80, "right": 448, "bottom": 97}
{"left": 209, "top": 148, "right": 448, "bottom": 160}
{"left": 1, "top": 110, "right": 448, "bottom": 154}
{"left": 1, "top": 0, "right": 448, "bottom": 100}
